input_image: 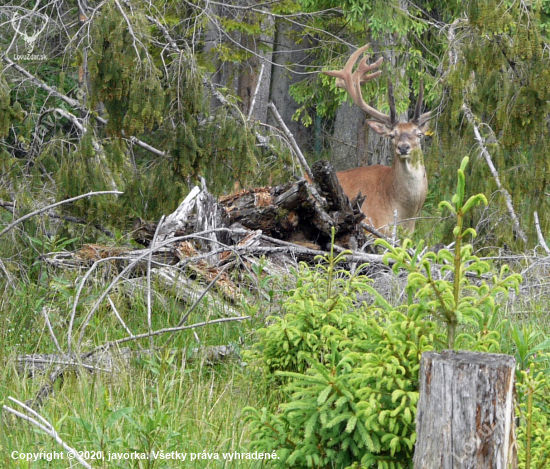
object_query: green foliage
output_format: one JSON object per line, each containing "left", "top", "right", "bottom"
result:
{"left": 88, "top": 0, "right": 164, "bottom": 135}
{"left": 0, "top": 73, "right": 13, "bottom": 139}
{"left": 516, "top": 362, "right": 550, "bottom": 469}
{"left": 0, "top": 73, "right": 23, "bottom": 140}
{"left": 377, "top": 157, "right": 521, "bottom": 349}
{"left": 350, "top": 307, "right": 437, "bottom": 468}
{"left": 432, "top": 0, "right": 550, "bottom": 246}
{"left": 507, "top": 325, "right": 550, "bottom": 469}
{"left": 299, "top": 0, "right": 427, "bottom": 38}
{"left": 245, "top": 247, "right": 378, "bottom": 376}
{"left": 41, "top": 131, "right": 129, "bottom": 227}
{"left": 168, "top": 108, "right": 263, "bottom": 191}
{"left": 245, "top": 252, "right": 439, "bottom": 468}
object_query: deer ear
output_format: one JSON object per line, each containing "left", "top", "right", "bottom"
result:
{"left": 417, "top": 120, "right": 430, "bottom": 136}
{"left": 416, "top": 111, "right": 432, "bottom": 135}
{"left": 366, "top": 120, "right": 392, "bottom": 136}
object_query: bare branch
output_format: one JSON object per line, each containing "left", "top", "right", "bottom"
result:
{"left": 0, "top": 191, "right": 123, "bottom": 239}
{"left": 248, "top": 62, "right": 265, "bottom": 121}
{"left": 107, "top": 296, "right": 134, "bottom": 337}
{"left": 534, "top": 211, "right": 550, "bottom": 255}
{"left": 3, "top": 398, "right": 92, "bottom": 469}
{"left": 461, "top": 104, "right": 527, "bottom": 244}
{"left": 89, "top": 316, "right": 250, "bottom": 354}
{"left": 268, "top": 102, "right": 313, "bottom": 181}
{"left": 40, "top": 307, "right": 62, "bottom": 354}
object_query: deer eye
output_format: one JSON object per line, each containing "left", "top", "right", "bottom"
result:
{"left": 389, "top": 133, "right": 395, "bottom": 139}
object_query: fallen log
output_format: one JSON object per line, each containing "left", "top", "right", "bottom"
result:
{"left": 133, "top": 161, "right": 369, "bottom": 252}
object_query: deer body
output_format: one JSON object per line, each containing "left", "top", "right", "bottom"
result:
{"left": 337, "top": 147, "right": 427, "bottom": 232}
{"left": 323, "top": 45, "right": 431, "bottom": 234}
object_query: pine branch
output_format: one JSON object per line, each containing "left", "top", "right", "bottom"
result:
{"left": 1, "top": 53, "right": 166, "bottom": 158}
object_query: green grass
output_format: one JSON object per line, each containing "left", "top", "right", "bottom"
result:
{"left": 1, "top": 353, "right": 271, "bottom": 468}
{"left": 0, "top": 250, "right": 284, "bottom": 468}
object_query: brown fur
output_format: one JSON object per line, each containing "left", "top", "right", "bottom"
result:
{"left": 335, "top": 121, "right": 428, "bottom": 234}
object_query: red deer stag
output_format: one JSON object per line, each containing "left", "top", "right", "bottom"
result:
{"left": 323, "top": 45, "right": 431, "bottom": 234}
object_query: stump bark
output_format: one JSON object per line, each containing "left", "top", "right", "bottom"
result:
{"left": 413, "top": 350, "right": 517, "bottom": 469}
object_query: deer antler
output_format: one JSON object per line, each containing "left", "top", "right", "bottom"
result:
{"left": 323, "top": 44, "right": 396, "bottom": 127}
{"left": 11, "top": 12, "right": 48, "bottom": 42}
{"left": 11, "top": 13, "right": 26, "bottom": 38}
{"left": 412, "top": 79, "right": 431, "bottom": 126}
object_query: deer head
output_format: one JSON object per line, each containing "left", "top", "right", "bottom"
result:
{"left": 323, "top": 44, "right": 431, "bottom": 162}
{"left": 11, "top": 12, "right": 49, "bottom": 54}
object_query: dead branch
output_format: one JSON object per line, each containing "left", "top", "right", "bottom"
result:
{"left": 0, "top": 191, "right": 122, "bottom": 239}
{"left": 534, "top": 211, "right": 550, "bottom": 255}
{"left": 89, "top": 316, "right": 249, "bottom": 355}
{"left": 0, "top": 198, "right": 115, "bottom": 237}
{"left": 3, "top": 398, "right": 92, "bottom": 468}
{"left": 40, "top": 307, "right": 62, "bottom": 354}
{"left": 268, "top": 101, "right": 314, "bottom": 181}
{"left": 461, "top": 104, "right": 527, "bottom": 243}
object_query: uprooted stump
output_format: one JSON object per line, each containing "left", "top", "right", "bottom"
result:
{"left": 413, "top": 350, "right": 517, "bottom": 469}
{"left": 43, "top": 161, "right": 388, "bottom": 318}
{"left": 132, "top": 160, "right": 368, "bottom": 253}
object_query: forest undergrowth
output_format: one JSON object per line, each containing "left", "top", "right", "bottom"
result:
{"left": 0, "top": 158, "right": 549, "bottom": 468}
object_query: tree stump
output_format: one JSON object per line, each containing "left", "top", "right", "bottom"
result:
{"left": 413, "top": 350, "right": 517, "bottom": 469}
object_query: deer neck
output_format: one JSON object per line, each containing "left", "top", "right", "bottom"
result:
{"left": 390, "top": 148, "right": 427, "bottom": 213}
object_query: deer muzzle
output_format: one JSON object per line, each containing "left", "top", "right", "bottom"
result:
{"left": 397, "top": 143, "right": 411, "bottom": 156}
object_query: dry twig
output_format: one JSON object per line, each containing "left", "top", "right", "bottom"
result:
{"left": 534, "top": 211, "right": 550, "bottom": 255}
{"left": 3, "top": 397, "right": 92, "bottom": 468}
{"left": 268, "top": 101, "right": 314, "bottom": 181}
{"left": 0, "top": 191, "right": 122, "bottom": 239}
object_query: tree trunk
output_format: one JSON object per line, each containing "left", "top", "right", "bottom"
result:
{"left": 203, "top": 2, "right": 222, "bottom": 113}
{"left": 413, "top": 350, "right": 518, "bottom": 469}
{"left": 247, "top": 14, "right": 274, "bottom": 124}
{"left": 330, "top": 102, "right": 365, "bottom": 171}
{"left": 268, "top": 21, "right": 314, "bottom": 153}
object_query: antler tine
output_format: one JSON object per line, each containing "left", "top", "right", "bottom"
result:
{"left": 356, "top": 56, "right": 384, "bottom": 84}
{"left": 340, "top": 43, "right": 373, "bottom": 76}
{"left": 323, "top": 45, "right": 391, "bottom": 126}
{"left": 323, "top": 44, "right": 372, "bottom": 90}
{"left": 387, "top": 79, "right": 397, "bottom": 126}
{"left": 412, "top": 79, "right": 424, "bottom": 123}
